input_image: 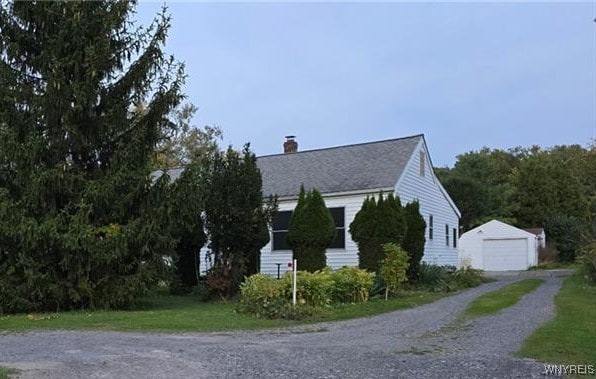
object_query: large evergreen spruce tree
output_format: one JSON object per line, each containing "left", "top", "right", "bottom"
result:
{"left": 0, "top": 2, "right": 184, "bottom": 312}
{"left": 287, "top": 187, "right": 335, "bottom": 272}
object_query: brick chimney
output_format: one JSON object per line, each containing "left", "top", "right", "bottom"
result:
{"left": 283, "top": 135, "right": 298, "bottom": 154}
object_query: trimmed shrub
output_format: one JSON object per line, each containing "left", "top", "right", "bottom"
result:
{"left": 289, "top": 269, "right": 334, "bottom": 307}
{"left": 380, "top": 243, "right": 410, "bottom": 299}
{"left": 402, "top": 200, "right": 426, "bottom": 281}
{"left": 237, "top": 273, "right": 289, "bottom": 319}
{"left": 380, "top": 194, "right": 408, "bottom": 245}
{"left": 330, "top": 266, "right": 375, "bottom": 303}
{"left": 350, "top": 193, "right": 407, "bottom": 272}
{"left": 287, "top": 187, "right": 336, "bottom": 272}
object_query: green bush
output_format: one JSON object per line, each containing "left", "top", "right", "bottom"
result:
{"left": 417, "top": 262, "right": 450, "bottom": 291}
{"left": 380, "top": 243, "right": 410, "bottom": 299}
{"left": 330, "top": 266, "right": 375, "bottom": 303}
{"left": 402, "top": 200, "right": 426, "bottom": 281}
{"left": 451, "top": 267, "right": 485, "bottom": 288}
{"left": 287, "top": 187, "right": 336, "bottom": 272}
{"left": 545, "top": 214, "right": 583, "bottom": 262}
{"left": 579, "top": 241, "right": 596, "bottom": 284}
{"left": 415, "top": 262, "right": 486, "bottom": 292}
{"left": 238, "top": 266, "right": 375, "bottom": 319}
{"left": 289, "top": 269, "right": 334, "bottom": 307}
{"left": 237, "top": 273, "right": 289, "bottom": 319}
{"left": 350, "top": 193, "right": 407, "bottom": 272}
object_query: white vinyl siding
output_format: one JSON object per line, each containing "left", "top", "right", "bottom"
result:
{"left": 259, "top": 193, "right": 373, "bottom": 276}
{"left": 396, "top": 140, "right": 460, "bottom": 266}
{"left": 428, "top": 215, "right": 434, "bottom": 240}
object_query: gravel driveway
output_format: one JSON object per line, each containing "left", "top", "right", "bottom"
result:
{"left": 0, "top": 271, "right": 568, "bottom": 379}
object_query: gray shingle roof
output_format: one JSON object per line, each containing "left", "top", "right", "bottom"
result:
{"left": 154, "top": 134, "right": 423, "bottom": 198}
{"left": 257, "top": 135, "right": 423, "bottom": 198}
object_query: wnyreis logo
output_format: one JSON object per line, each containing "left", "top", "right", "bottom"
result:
{"left": 543, "top": 364, "right": 595, "bottom": 376}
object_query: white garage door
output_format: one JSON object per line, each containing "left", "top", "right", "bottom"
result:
{"left": 482, "top": 238, "right": 528, "bottom": 271}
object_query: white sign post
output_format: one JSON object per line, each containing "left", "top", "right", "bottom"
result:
{"left": 292, "top": 259, "right": 297, "bottom": 306}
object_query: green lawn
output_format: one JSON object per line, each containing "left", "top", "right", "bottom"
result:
{"left": 0, "top": 291, "right": 449, "bottom": 333}
{"left": 463, "top": 278, "right": 544, "bottom": 317}
{"left": 519, "top": 275, "right": 596, "bottom": 364}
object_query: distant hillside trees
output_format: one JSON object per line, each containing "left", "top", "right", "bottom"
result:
{"left": 436, "top": 143, "right": 595, "bottom": 261}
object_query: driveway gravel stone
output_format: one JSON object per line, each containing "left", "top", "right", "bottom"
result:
{"left": 0, "top": 271, "right": 568, "bottom": 378}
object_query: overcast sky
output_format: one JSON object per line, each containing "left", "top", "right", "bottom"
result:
{"left": 136, "top": 2, "right": 594, "bottom": 167}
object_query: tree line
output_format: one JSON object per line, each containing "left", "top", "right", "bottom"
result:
{"left": 436, "top": 144, "right": 595, "bottom": 261}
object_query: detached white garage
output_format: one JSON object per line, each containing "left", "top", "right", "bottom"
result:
{"left": 459, "top": 220, "right": 539, "bottom": 271}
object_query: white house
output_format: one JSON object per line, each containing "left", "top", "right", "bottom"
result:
{"left": 458, "top": 220, "right": 540, "bottom": 271}
{"left": 192, "top": 134, "right": 460, "bottom": 275}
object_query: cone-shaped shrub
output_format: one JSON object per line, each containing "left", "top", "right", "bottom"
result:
{"left": 349, "top": 192, "right": 407, "bottom": 272}
{"left": 287, "top": 187, "right": 336, "bottom": 272}
{"left": 402, "top": 200, "right": 427, "bottom": 281}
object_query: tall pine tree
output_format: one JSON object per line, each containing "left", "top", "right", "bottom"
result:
{"left": 0, "top": 2, "right": 184, "bottom": 312}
